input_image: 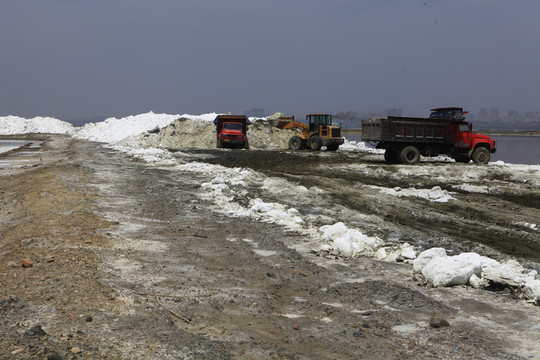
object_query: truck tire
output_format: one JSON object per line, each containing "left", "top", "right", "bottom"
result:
{"left": 472, "top": 147, "right": 490, "bottom": 164}
{"left": 289, "top": 136, "right": 303, "bottom": 150}
{"left": 384, "top": 149, "right": 400, "bottom": 164}
{"left": 216, "top": 139, "right": 222, "bottom": 149}
{"left": 399, "top": 146, "right": 420, "bottom": 164}
{"left": 326, "top": 143, "right": 339, "bottom": 151}
{"left": 308, "top": 136, "right": 322, "bottom": 151}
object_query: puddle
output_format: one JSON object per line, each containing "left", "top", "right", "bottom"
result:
{"left": 0, "top": 139, "right": 43, "bottom": 168}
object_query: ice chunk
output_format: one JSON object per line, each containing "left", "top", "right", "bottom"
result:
{"left": 320, "top": 222, "right": 382, "bottom": 257}
{"left": 400, "top": 243, "right": 416, "bottom": 259}
{"left": 522, "top": 279, "right": 540, "bottom": 304}
{"left": 250, "top": 198, "right": 275, "bottom": 212}
{"left": 375, "top": 248, "right": 387, "bottom": 260}
{"left": 422, "top": 252, "right": 482, "bottom": 287}
{"left": 413, "top": 248, "right": 447, "bottom": 273}
{"left": 320, "top": 222, "right": 348, "bottom": 241}
{"left": 469, "top": 274, "right": 485, "bottom": 288}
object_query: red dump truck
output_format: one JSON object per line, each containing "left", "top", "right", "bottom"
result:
{"left": 213, "top": 115, "right": 249, "bottom": 149}
{"left": 361, "top": 107, "right": 496, "bottom": 164}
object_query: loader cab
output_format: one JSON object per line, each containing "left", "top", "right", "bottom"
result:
{"left": 307, "top": 114, "right": 332, "bottom": 133}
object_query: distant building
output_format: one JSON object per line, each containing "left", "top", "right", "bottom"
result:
{"left": 243, "top": 108, "right": 266, "bottom": 118}
{"left": 508, "top": 110, "right": 519, "bottom": 119}
{"left": 478, "top": 107, "right": 488, "bottom": 121}
{"left": 524, "top": 112, "right": 539, "bottom": 122}
{"left": 489, "top": 107, "right": 499, "bottom": 121}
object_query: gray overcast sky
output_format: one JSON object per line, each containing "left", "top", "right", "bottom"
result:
{"left": 1, "top": 0, "right": 539, "bottom": 119}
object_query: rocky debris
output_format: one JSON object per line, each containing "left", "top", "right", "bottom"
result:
{"left": 429, "top": 310, "right": 450, "bottom": 328}
{"left": 47, "top": 353, "right": 63, "bottom": 360}
{"left": 24, "top": 324, "right": 47, "bottom": 337}
{"left": 20, "top": 258, "right": 33, "bottom": 267}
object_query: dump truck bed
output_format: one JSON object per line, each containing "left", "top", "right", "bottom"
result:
{"left": 362, "top": 116, "right": 453, "bottom": 144}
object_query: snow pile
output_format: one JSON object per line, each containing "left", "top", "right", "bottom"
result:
{"left": 200, "top": 179, "right": 305, "bottom": 228}
{"left": 413, "top": 248, "right": 540, "bottom": 303}
{"left": 131, "top": 117, "right": 294, "bottom": 150}
{"left": 370, "top": 185, "right": 456, "bottom": 202}
{"left": 246, "top": 119, "right": 294, "bottom": 149}
{"left": 339, "top": 139, "right": 383, "bottom": 153}
{"left": 0, "top": 115, "right": 74, "bottom": 135}
{"left": 74, "top": 111, "right": 182, "bottom": 143}
{"left": 127, "top": 117, "right": 217, "bottom": 149}
{"left": 319, "top": 222, "right": 383, "bottom": 257}
{"left": 1, "top": 112, "right": 379, "bottom": 152}
{"left": 517, "top": 222, "right": 538, "bottom": 230}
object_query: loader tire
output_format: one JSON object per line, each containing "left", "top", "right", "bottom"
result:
{"left": 472, "top": 147, "right": 490, "bottom": 164}
{"left": 326, "top": 143, "right": 339, "bottom": 151}
{"left": 399, "top": 146, "right": 420, "bottom": 164}
{"left": 289, "top": 136, "right": 303, "bottom": 150}
{"left": 308, "top": 136, "right": 322, "bottom": 151}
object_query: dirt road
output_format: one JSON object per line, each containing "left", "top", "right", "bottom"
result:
{"left": 1, "top": 136, "right": 539, "bottom": 359}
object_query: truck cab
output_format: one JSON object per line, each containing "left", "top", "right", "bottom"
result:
{"left": 213, "top": 115, "right": 249, "bottom": 149}
{"left": 452, "top": 120, "right": 496, "bottom": 163}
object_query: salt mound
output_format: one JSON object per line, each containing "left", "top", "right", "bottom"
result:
{"left": 131, "top": 117, "right": 294, "bottom": 150}
{"left": 0, "top": 115, "right": 74, "bottom": 135}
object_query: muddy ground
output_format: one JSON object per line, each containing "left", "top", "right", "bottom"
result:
{"left": 1, "top": 135, "right": 539, "bottom": 359}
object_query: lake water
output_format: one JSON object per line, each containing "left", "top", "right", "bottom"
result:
{"left": 344, "top": 134, "right": 540, "bottom": 165}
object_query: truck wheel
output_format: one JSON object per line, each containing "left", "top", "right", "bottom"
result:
{"left": 289, "top": 136, "right": 303, "bottom": 150}
{"left": 216, "top": 139, "right": 222, "bottom": 149}
{"left": 326, "top": 143, "right": 339, "bottom": 151}
{"left": 384, "top": 149, "right": 399, "bottom": 163}
{"left": 399, "top": 146, "right": 420, "bottom": 164}
{"left": 472, "top": 147, "right": 490, "bottom": 164}
{"left": 308, "top": 136, "right": 322, "bottom": 151}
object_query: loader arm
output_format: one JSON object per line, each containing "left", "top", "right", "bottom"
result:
{"left": 276, "top": 120, "right": 309, "bottom": 136}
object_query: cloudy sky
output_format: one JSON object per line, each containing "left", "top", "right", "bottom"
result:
{"left": 1, "top": 0, "right": 539, "bottom": 120}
